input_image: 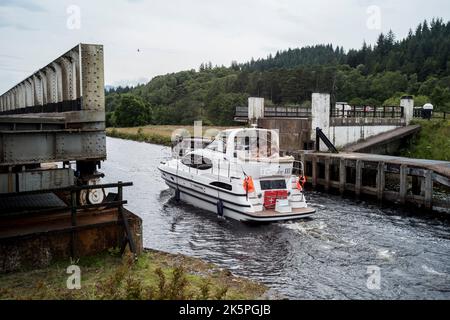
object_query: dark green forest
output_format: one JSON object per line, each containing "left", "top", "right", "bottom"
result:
{"left": 106, "top": 18, "right": 450, "bottom": 127}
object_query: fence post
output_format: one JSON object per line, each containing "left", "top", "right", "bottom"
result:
{"left": 424, "top": 170, "right": 433, "bottom": 210}
{"left": 377, "top": 162, "right": 385, "bottom": 201}
{"left": 399, "top": 164, "right": 407, "bottom": 204}
{"left": 312, "top": 155, "right": 318, "bottom": 188}
{"left": 355, "top": 160, "right": 362, "bottom": 197}
{"left": 339, "top": 158, "right": 346, "bottom": 195}
{"left": 324, "top": 157, "right": 330, "bottom": 191}
{"left": 118, "top": 181, "right": 137, "bottom": 255}
{"left": 70, "top": 190, "right": 77, "bottom": 258}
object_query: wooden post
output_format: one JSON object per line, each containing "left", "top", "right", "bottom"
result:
{"left": 312, "top": 155, "right": 318, "bottom": 188}
{"left": 7, "top": 167, "right": 13, "bottom": 192}
{"left": 355, "top": 160, "right": 362, "bottom": 197}
{"left": 399, "top": 164, "right": 407, "bottom": 204}
{"left": 324, "top": 157, "right": 331, "bottom": 191}
{"left": 70, "top": 190, "right": 77, "bottom": 258}
{"left": 339, "top": 158, "right": 346, "bottom": 195}
{"left": 424, "top": 170, "right": 433, "bottom": 210}
{"left": 118, "top": 181, "right": 137, "bottom": 255}
{"left": 377, "top": 162, "right": 385, "bottom": 201}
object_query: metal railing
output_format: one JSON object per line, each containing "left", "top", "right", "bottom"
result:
{"left": 0, "top": 181, "right": 136, "bottom": 257}
{"left": 413, "top": 108, "right": 448, "bottom": 119}
{"left": 235, "top": 106, "right": 248, "bottom": 118}
{"left": 235, "top": 106, "right": 312, "bottom": 118}
{"left": 174, "top": 155, "right": 305, "bottom": 180}
{"left": 264, "top": 106, "right": 311, "bottom": 118}
{"left": 331, "top": 105, "right": 404, "bottom": 118}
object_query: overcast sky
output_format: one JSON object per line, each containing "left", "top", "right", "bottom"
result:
{"left": 0, "top": 0, "right": 449, "bottom": 93}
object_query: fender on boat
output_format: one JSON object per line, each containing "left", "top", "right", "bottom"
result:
{"left": 216, "top": 200, "right": 224, "bottom": 217}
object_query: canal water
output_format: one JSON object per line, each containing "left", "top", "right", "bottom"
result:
{"left": 103, "top": 137, "right": 450, "bottom": 299}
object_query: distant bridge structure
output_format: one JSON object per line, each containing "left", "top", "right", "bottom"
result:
{"left": 0, "top": 44, "right": 106, "bottom": 193}
{"left": 0, "top": 44, "right": 141, "bottom": 270}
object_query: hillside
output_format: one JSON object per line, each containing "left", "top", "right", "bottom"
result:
{"left": 106, "top": 18, "right": 450, "bottom": 127}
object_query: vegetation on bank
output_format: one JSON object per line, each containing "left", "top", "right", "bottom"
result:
{"left": 106, "top": 125, "right": 237, "bottom": 146}
{"left": 106, "top": 19, "right": 450, "bottom": 127}
{"left": 401, "top": 119, "right": 450, "bottom": 161}
{"left": 107, "top": 127, "right": 172, "bottom": 146}
{"left": 0, "top": 250, "right": 268, "bottom": 300}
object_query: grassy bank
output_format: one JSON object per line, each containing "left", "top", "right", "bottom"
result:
{"left": 401, "top": 119, "right": 450, "bottom": 161}
{"left": 0, "top": 249, "right": 268, "bottom": 300}
{"left": 106, "top": 125, "right": 237, "bottom": 146}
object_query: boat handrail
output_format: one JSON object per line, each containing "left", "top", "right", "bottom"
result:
{"left": 292, "top": 160, "right": 305, "bottom": 177}
{"left": 172, "top": 155, "right": 305, "bottom": 181}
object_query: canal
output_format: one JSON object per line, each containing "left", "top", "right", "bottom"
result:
{"left": 103, "top": 137, "right": 450, "bottom": 299}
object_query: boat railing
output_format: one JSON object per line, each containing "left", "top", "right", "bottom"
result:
{"left": 292, "top": 160, "right": 305, "bottom": 177}
{"left": 210, "top": 159, "right": 246, "bottom": 180}
{"left": 174, "top": 157, "right": 305, "bottom": 181}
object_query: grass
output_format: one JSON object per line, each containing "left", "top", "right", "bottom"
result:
{"left": 106, "top": 125, "right": 238, "bottom": 146}
{"left": 0, "top": 249, "right": 267, "bottom": 300}
{"left": 401, "top": 119, "right": 450, "bottom": 161}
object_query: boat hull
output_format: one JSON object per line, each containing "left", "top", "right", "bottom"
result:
{"left": 160, "top": 168, "right": 315, "bottom": 223}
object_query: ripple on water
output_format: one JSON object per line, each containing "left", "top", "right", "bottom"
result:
{"left": 103, "top": 138, "right": 450, "bottom": 299}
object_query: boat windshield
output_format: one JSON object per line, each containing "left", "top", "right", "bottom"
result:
{"left": 206, "top": 132, "right": 229, "bottom": 153}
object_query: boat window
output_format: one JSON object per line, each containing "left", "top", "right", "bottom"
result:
{"left": 210, "top": 181, "right": 233, "bottom": 191}
{"left": 206, "top": 132, "right": 228, "bottom": 153}
{"left": 181, "top": 154, "right": 213, "bottom": 170}
{"left": 260, "top": 180, "right": 286, "bottom": 190}
{"left": 234, "top": 130, "right": 280, "bottom": 159}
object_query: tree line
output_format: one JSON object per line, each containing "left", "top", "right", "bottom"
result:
{"left": 106, "top": 18, "right": 450, "bottom": 127}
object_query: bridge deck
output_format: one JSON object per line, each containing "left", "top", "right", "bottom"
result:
{"left": 343, "top": 125, "right": 421, "bottom": 153}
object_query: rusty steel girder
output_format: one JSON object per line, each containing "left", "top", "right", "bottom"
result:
{"left": 0, "top": 44, "right": 106, "bottom": 167}
{"left": 0, "top": 44, "right": 104, "bottom": 114}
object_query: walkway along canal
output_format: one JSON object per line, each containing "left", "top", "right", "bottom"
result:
{"left": 102, "top": 137, "right": 450, "bottom": 299}
{"left": 295, "top": 150, "right": 450, "bottom": 213}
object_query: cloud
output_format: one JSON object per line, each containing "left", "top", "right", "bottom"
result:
{"left": 0, "top": 0, "right": 45, "bottom": 12}
{"left": 0, "top": 12, "right": 38, "bottom": 30}
{"left": 0, "top": 0, "right": 449, "bottom": 93}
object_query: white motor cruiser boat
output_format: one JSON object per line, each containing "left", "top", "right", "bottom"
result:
{"left": 158, "top": 128, "right": 315, "bottom": 222}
